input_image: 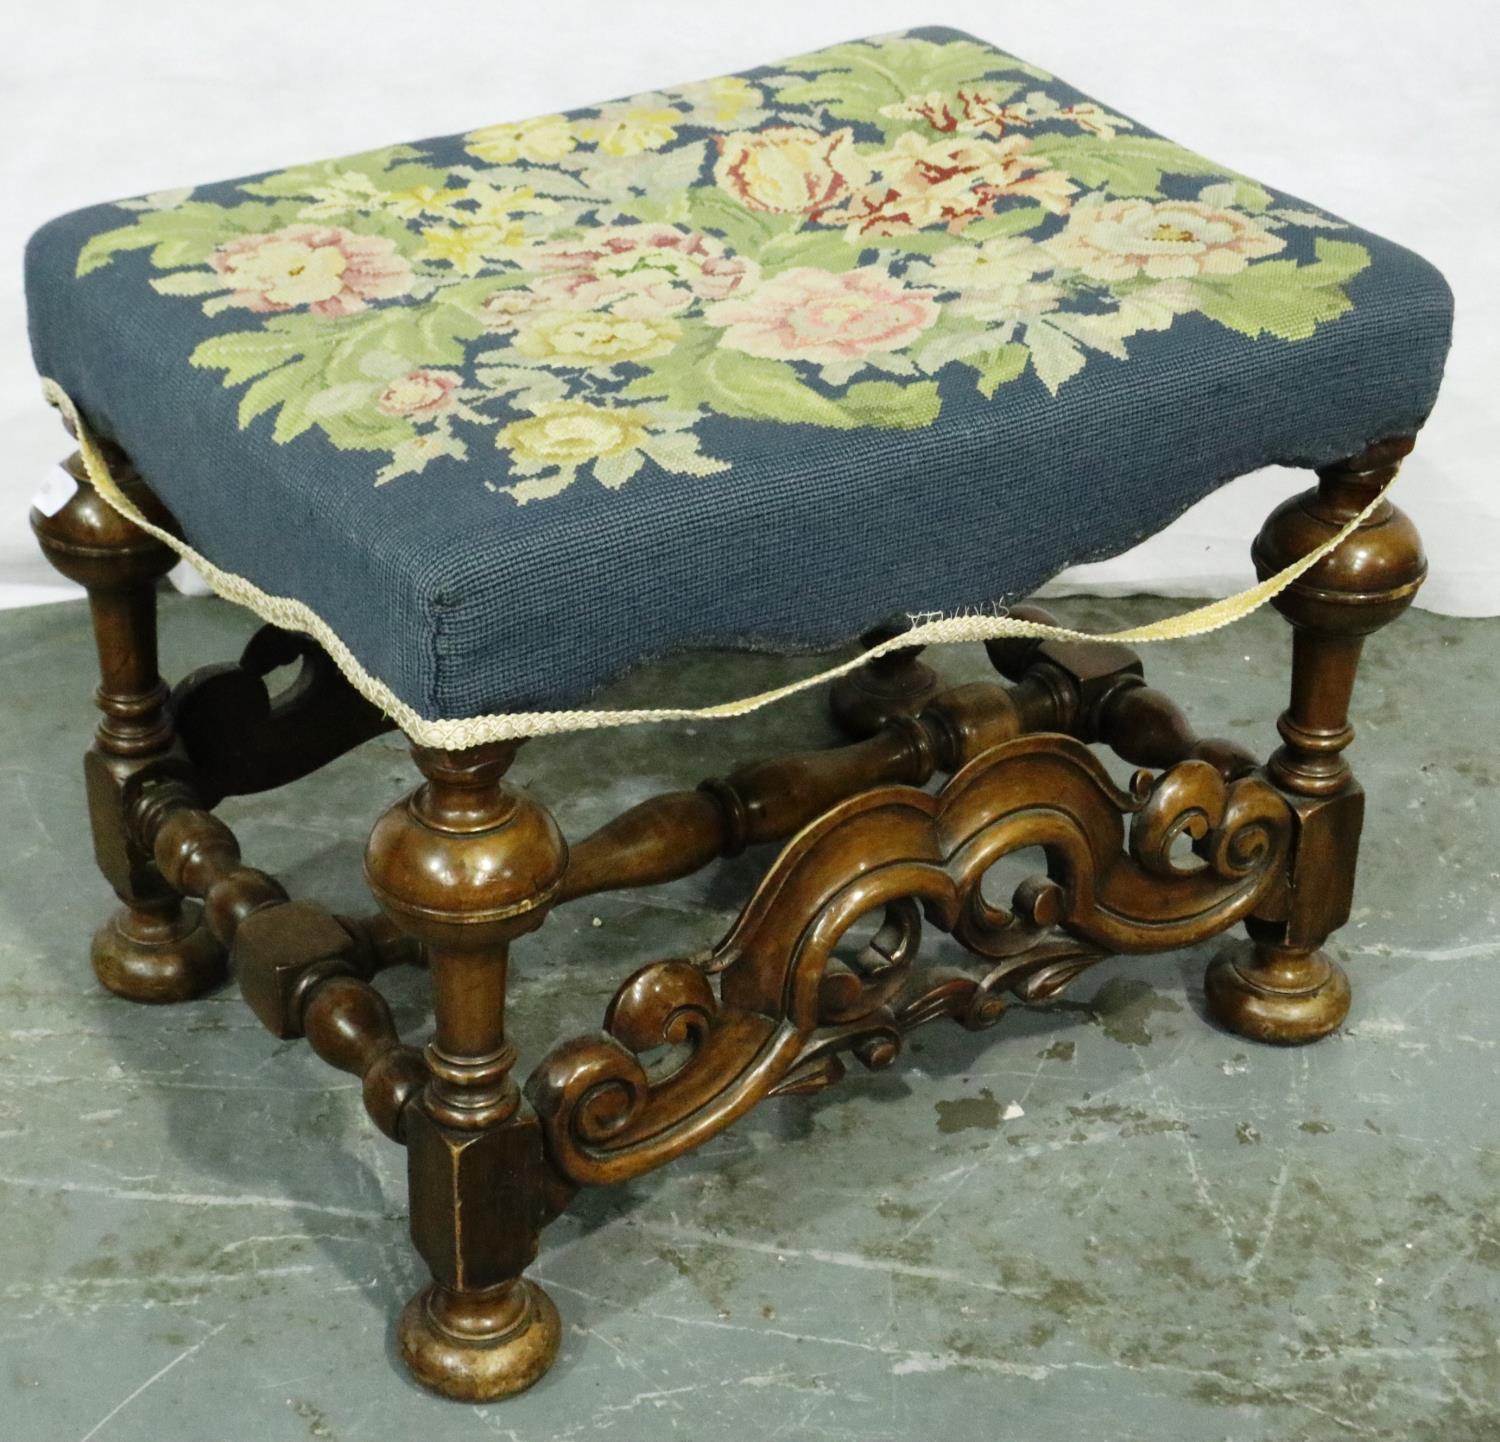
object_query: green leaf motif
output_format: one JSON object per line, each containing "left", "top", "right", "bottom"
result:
{"left": 76, "top": 200, "right": 306, "bottom": 278}
{"left": 963, "top": 207, "right": 1050, "bottom": 241}
{"left": 626, "top": 323, "right": 855, "bottom": 429}
{"left": 1199, "top": 178, "right": 1275, "bottom": 213}
{"left": 758, "top": 227, "right": 864, "bottom": 274}
{"left": 1030, "top": 134, "right": 1229, "bottom": 198}
{"left": 686, "top": 187, "right": 803, "bottom": 258}
{"left": 967, "top": 343, "right": 1030, "bottom": 399}
{"left": 237, "top": 146, "right": 434, "bottom": 200}
{"left": 773, "top": 36, "right": 1049, "bottom": 121}
{"left": 864, "top": 230, "right": 965, "bottom": 257}
{"left": 868, "top": 205, "right": 1045, "bottom": 258}
{"left": 1192, "top": 239, "right": 1370, "bottom": 341}
{"left": 870, "top": 202, "right": 1044, "bottom": 258}
{"left": 837, "top": 379, "right": 942, "bottom": 428}
{"left": 190, "top": 301, "right": 484, "bottom": 447}
{"left": 190, "top": 326, "right": 308, "bottom": 387}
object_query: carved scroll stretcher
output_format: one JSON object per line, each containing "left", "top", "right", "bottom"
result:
{"left": 526, "top": 734, "right": 1292, "bottom": 1189}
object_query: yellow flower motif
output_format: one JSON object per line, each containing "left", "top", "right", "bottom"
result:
{"left": 381, "top": 185, "right": 465, "bottom": 220}
{"left": 465, "top": 114, "right": 577, "bottom": 164}
{"left": 465, "top": 183, "right": 558, "bottom": 227}
{"left": 497, "top": 400, "right": 653, "bottom": 467}
{"left": 697, "top": 76, "right": 760, "bottom": 124}
{"left": 415, "top": 187, "right": 556, "bottom": 273}
{"left": 512, "top": 310, "right": 681, "bottom": 367}
{"left": 576, "top": 107, "right": 680, "bottom": 156}
{"left": 417, "top": 223, "right": 525, "bottom": 274}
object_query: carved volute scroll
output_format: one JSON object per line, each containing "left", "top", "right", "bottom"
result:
{"left": 527, "top": 734, "right": 1293, "bottom": 1189}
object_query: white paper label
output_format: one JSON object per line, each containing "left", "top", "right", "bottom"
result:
{"left": 168, "top": 560, "right": 214, "bottom": 597}
{"left": 32, "top": 465, "right": 78, "bottom": 518}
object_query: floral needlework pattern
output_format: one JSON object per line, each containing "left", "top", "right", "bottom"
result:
{"left": 76, "top": 32, "right": 1369, "bottom": 503}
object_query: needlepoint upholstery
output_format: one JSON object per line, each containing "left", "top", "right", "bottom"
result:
{"left": 25, "top": 26, "right": 1452, "bottom": 720}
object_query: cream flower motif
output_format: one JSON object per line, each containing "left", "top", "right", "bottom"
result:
{"left": 921, "top": 237, "right": 1065, "bottom": 322}
{"left": 880, "top": 89, "right": 1042, "bottom": 136}
{"left": 1045, "top": 197, "right": 1285, "bottom": 280}
{"left": 706, "top": 266, "right": 939, "bottom": 365}
{"left": 511, "top": 310, "right": 681, "bottom": 368}
{"left": 495, "top": 401, "right": 728, "bottom": 503}
{"left": 479, "top": 287, "right": 547, "bottom": 333}
{"left": 1049, "top": 101, "right": 1130, "bottom": 139}
{"left": 294, "top": 171, "right": 387, "bottom": 221}
{"left": 465, "top": 115, "right": 577, "bottom": 164}
{"left": 208, "top": 224, "right": 412, "bottom": 316}
{"left": 115, "top": 186, "right": 196, "bottom": 213}
{"left": 466, "top": 183, "right": 558, "bottom": 226}
{"left": 676, "top": 75, "right": 762, "bottom": 127}
{"left": 376, "top": 369, "right": 460, "bottom": 419}
{"left": 498, "top": 400, "right": 653, "bottom": 467}
{"left": 375, "top": 430, "right": 469, "bottom": 486}
{"left": 879, "top": 89, "right": 1131, "bottom": 141}
{"left": 714, "top": 126, "right": 866, "bottom": 215}
{"left": 835, "top": 132, "right": 1073, "bottom": 238}
{"left": 575, "top": 106, "right": 680, "bottom": 156}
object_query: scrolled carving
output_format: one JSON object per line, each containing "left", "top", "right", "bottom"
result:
{"left": 605, "top": 960, "right": 718, "bottom": 1052}
{"left": 171, "top": 624, "right": 391, "bottom": 802}
{"left": 1131, "top": 758, "right": 1233, "bottom": 878}
{"left": 525, "top": 1008, "right": 792, "bottom": 1185}
{"left": 528, "top": 958, "right": 790, "bottom": 1181}
{"left": 534, "top": 1034, "right": 650, "bottom": 1148}
{"left": 529, "top": 734, "right": 1295, "bottom": 1189}
{"left": 818, "top": 899, "right": 921, "bottom": 1025}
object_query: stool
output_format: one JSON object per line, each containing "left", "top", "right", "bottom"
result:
{"left": 25, "top": 26, "right": 1450, "bottom": 1401}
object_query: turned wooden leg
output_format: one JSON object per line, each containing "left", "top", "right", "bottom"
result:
{"left": 365, "top": 743, "right": 566, "bottom": 1401}
{"left": 829, "top": 620, "right": 940, "bottom": 739}
{"left": 1206, "top": 437, "right": 1426, "bottom": 1044}
{"left": 30, "top": 451, "right": 225, "bottom": 1002}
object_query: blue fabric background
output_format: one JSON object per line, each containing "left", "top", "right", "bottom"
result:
{"left": 25, "top": 27, "right": 1454, "bottom": 720}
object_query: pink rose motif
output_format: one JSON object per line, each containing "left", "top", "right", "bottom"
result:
{"left": 209, "top": 224, "right": 413, "bottom": 317}
{"left": 376, "top": 369, "right": 460, "bottom": 419}
{"left": 528, "top": 224, "right": 759, "bottom": 314}
{"left": 705, "top": 266, "right": 939, "bottom": 366}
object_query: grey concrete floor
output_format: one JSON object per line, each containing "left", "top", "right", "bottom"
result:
{"left": 1, "top": 592, "right": 1497, "bottom": 1442}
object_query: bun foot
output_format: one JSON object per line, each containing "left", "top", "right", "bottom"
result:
{"left": 398, "top": 1280, "right": 560, "bottom": 1402}
{"left": 92, "top": 898, "right": 227, "bottom": 1003}
{"left": 1204, "top": 941, "right": 1350, "bottom": 1046}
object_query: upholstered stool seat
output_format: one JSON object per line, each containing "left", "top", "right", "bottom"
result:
{"left": 26, "top": 26, "right": 1450, "bottom": 721}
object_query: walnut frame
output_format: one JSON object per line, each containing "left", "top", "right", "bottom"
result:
{"left": 30, "top": 434, "right": 1425, "bottom": 1401}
